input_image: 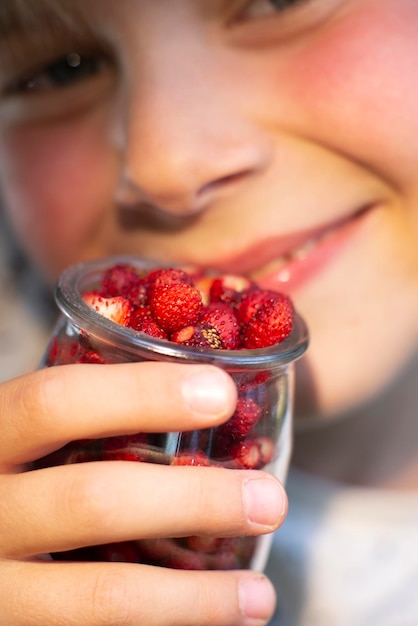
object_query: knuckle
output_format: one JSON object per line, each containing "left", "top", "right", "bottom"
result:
{"left": 20, "top": 367, "right": 66, "bottom": 432}
{"left": 60, "top": 466, "right": 111, "bottom": 530}
{"left": 88, "top": 568, "right": 136, "bottom": 625}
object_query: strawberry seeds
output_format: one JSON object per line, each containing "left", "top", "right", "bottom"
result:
{"left": 81, "top": 263, "right": 294, "bottom": 350}
{"left": 41, "top": 260, "right": 299, "bottom": 571}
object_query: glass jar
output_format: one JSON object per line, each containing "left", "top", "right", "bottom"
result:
{"left": 37, "top": 256, "right": 309, "bottom": 572}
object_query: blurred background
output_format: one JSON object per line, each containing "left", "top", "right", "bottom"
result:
{"left": 0, "top": 209, "right": 53, "bottom": 382}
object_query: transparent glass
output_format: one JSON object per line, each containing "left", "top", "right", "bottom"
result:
{"left": 37, "top": 256, "right": 309, "bottom": 571}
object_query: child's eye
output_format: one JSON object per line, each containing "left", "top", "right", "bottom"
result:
{"left": 229, "top": 0, "right": 339, "bottom": 44}
{"left": 243, "top": 0, "right": 308, "bottom": 18}
{"left": 8, "top": 52, "right": 106, "bottom": 94}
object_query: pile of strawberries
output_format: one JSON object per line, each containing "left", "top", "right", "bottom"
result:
{"left": 43, "top": 262, "right": 295, "bottom": 570}
{"left": 81, "top": 263, "right": 294, "bottom": 350}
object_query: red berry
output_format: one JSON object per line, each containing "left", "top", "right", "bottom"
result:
{"left": 129, "top": 306, "right": 168, "bottom": 339}
{"left": 102, "top": 263, "right": 143, "bottom": 297}
{"left": 125, "top": 281, "right": 148, "bottom": 307}
{"left": 77, "top": 348, "right": 106, "bottom": 364}
{"left": 242, "top": 293, "right": 294, "bottom": 349}
{"left": 200, "top": 303, "right": 241, "bottom": 349}
{"left": 255, "top": 436, "right": 275, "bottom": 466}
{"left": 146, "top": 268, "right": 194, "bottom": 298}
{"left": 237, "top": 290, "right": 276, "bottom": 325}
{"left": 217, "top": 397, "right": 261, "bottom": 440}
{"left": 209, "top": 274, "right": 256, "bottom": 307}
{"left": 81, "top": 264, "right": 297, "bottom": 354}
{"left": 82, "top": 291, "right": 133, "bottom": 326}
{"left": 149, "top": 283, "right": 203, "bottom": 334}
{"left": 229, "top": 438, "right": 264, "bottom": 469}
{"left": 171, "top": 323, "right": 223, "bottom": 349}
{"left": 172, "top": 450, "right": 211, "bottom": 466}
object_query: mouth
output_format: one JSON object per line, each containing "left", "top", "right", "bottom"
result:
{"left": 201, "top": 204, "right": 374, "bottom": 293}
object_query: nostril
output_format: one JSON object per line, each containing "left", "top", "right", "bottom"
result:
{"left": 117, "top": 202, "right": 202, "bottom": 231}
{"left": 114, "top": 175, "right": 204, "bottom": 231}
{"left": 199, "top": 170, "right": 254, "bottom": 198}
{"left": 115, "top": 168, "right": 255, "bottom": 229}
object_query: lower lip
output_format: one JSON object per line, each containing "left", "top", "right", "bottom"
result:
{"left": 254, "top": 207, "right": 373, "bottom": 293}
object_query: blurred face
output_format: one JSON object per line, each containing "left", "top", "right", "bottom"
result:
{"left": 1, "top": 0, "right": 418, "bottom": 421}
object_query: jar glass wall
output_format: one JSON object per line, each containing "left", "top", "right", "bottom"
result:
{"left": 37, "top": 257, "right": 309, "bottom": 571}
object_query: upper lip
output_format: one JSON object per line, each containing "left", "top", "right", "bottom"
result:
{"left": 189, "top": 209, "right": 366, "bottom": 276}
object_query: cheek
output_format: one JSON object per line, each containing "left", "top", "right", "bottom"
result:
{"left": 288, "top": 1, "right": 418, "bottom": 189}
{"left": 0, "top": 113, "right": 117, "bottom": 277}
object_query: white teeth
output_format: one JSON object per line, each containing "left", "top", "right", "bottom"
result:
{"left": 288, "top": 237, "right": 319, "bottom": 261}
{"left": 250, "top": 233, "right": 324, "bottom": 281}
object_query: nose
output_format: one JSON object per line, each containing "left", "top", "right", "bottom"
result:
{"left": 113, "top": 36, "right": 271, "bottom": 218}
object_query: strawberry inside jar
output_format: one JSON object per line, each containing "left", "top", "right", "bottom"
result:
{"left": 38, "top": 257, "right": 309, "bottom": 571}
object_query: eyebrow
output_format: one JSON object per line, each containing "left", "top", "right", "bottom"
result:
{"left": 0, "top": 0, "right": 86, "bottom": 37}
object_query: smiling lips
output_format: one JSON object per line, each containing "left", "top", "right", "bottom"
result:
{"left": 202, "top": 206, "right": 371, "bottom": 293}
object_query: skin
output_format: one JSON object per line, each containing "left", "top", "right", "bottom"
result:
{"left": 0, "top": 0, "right": 418, "bottom": 622}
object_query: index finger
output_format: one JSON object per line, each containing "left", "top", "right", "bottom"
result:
{"left": 0, "top": 362, "right": 237, "bottom": 466}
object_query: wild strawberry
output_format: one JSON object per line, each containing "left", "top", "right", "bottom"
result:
{"left": 77, "top": 348, "right": 106, "bottom": 364}
{"left": 235, "top": 371, "right": 270, "bottom": 395}
{"left": 201, "top": 303, "right": 241, "bottom": 349}
{"left": 102, "top": 263, "right": 143, "bottom": 297}
{"left": 146, "top": 267, "right": 194, "bottom": 298}
{"left": 82, "top": 291, "right": 133, "bottom": 326}
{"left": 217, "top": 397, "right": 261, "bottom": 441}
{"left": 125, "top": 281, "right": 148, "bottom": 307}
{"left": 237, "top": 289, "right": 276, "bottom": 325}
{"left": 172, "top": 450, "right": 211, "bottom": 466}
{"left": 255, "top": 436, "right": 275, "bottom": 466}
{"left": 229, "top": 438, "right": 264, "bottom": 469}
{"left": 149, "top": 283, "right": 203, "bottom": 333}
{"left": 171, "top": 323, "right": 223, "bottom": 349}
{"left": 235, "top": 373, "right": 276, "bottom": 420}
{"left": 242, "top": 293, "right": 294, "bottom": 349}
{"left": 45, "top": 338, "right": 88, "bottom": 366}
{"left": 129, "top": 306, "right": 168, "bottom": 339}
{"left": 209, "top": 274, "right": 256, "bottom": 307}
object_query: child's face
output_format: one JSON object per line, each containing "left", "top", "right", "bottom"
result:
{"left": 1, "top": 0, "right": 418, "bottom": 421}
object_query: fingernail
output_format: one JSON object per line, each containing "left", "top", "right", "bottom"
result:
{"left": 181, "top": 367, "right": 233, "bottom": 419}
{"left": 243, "top": 477, "right": 287, "bottom": 528}
{"left": 239, "top": 575, "right": 276, "bottom": 624}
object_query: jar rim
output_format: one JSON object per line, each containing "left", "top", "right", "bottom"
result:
{"left": 55, "top": 256, "right": 309, "bottom": 369}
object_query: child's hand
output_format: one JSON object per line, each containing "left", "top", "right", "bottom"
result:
{"left": 0, "top": 362, "right": 286, "bottom": 625}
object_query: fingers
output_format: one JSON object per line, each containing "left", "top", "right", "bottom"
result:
{"left": 0, "top": 463, "right": 287, "bottom": 558}
{"left": 2, "top": 560, "right": 276, "bottom": 626}
{"left": 0, "top": 362, "right": 237, "bottom": 466}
